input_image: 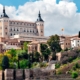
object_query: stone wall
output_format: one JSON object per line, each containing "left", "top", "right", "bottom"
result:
{"left": 2, "top": 69, "right": 73, "bottom": 80}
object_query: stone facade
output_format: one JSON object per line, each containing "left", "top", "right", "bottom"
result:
{"left": 60, "top": 36, "right": 71, "bottom": 50}
{"left": 0, "top": 7, "right": 44, "bottom": 38}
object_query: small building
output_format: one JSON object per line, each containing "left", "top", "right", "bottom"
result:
{"left": 59, "top": 36, "right": 71, "bottom": 50}
{"left": 28, "top": 40, "right": 46, "bottom": 54}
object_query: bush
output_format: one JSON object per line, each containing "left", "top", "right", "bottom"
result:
{"left": 9, "top": 62, "right": 17, "bottom": 69}
{"left": 69, "top": 57, "right": 73, "bottom": 62}
{"left": 72, "top": 66, "right": 76, "bottom": 70}
{"left": 19, "top": 59, "right": 29, "bottom": 69}
{"left": 56, "top": 70, "right": 62, "bottom": 75}
{"left": 39, "top": 62, "right": 47, "bottom": 68}
{"left": 71, "top": 71, "right": 78, "bottom": 78}
{"left": 75, "top": 63, "right": 80, "bottom": 68}
{"left": 55, "top": 63, "right": 61, "bottom": 69}
{"left": 1, "top": 56, "right": 9, "bottom": 70}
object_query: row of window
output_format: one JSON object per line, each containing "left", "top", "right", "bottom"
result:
{"left": 10, "top": 28, "right": 39, "bottom": 33}
{"left": 37, "top": 24, "right": 43, "bottom": 26}
{"left": 66, "top": 43, "right": 70, "bottom": 45}
{"left": 10, "top": 22, "right": 35, "bottom": 26}
{"left": 10, "top": 33, "right": 38, "bottom": 36}
{"left": 0, "top": 20, "right": 8, "bottom": 22}
{"left": 72, "top": 44, "right": 80, "bottom": 47}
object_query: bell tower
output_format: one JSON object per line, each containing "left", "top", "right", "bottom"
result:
{"left": 0, "top": 6, "right": 9, "bottom": 37}
{"left": 36, "top": 11, "right": 44, "bottom": 36}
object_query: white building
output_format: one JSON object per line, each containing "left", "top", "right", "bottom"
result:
{"left": 71, "top": 37, "right": 80, "bottom": 48}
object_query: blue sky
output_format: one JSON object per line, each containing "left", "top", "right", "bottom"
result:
{"left": 0, "top": 0, "right": 80, "bottom": 12}
{"left": 0, "top": 0, "right": 80, "bottom": 36}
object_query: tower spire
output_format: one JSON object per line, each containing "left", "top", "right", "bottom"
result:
{"left": 3, "top": 6, "right": 5, "bottom": 14}
{"left": 36, "top": 10, "right": 44, "bottom": 22}
{"left": 38, "top": 10, "right": 41, "bottom": 17}
{"left": 0, "top": 6, "right": 9, "bottom": 18}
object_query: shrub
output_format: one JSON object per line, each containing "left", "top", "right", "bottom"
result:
{"left": 69, "top": 57, "right": 73, "bottom": 62}
{"left": 9, "top": 62, "right": 17, "bottom": 69}
{"left": 19, "top": 59, "right": 29, "bottom": 69}
{"left": 72, "top": 66, "right": 76, "bottom": 70}
{"left": 56, "top": 70, "right": 62, "bottom": 75}
{"left": 39, "top": 62, "right": 47, "bottom": 68}
{"left": 55, "top": 63, "right": 61, "bottom": 69}
{"left": 1, "top": 56, "right": 9, "bottom": 70}
{"left": 75, "top": 63, "right": 80, "bottom": 68}
{"left": 71, "top": 71, "right": 78, "bottom": 78}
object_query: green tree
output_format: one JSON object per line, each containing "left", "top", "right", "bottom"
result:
{"left": 47, "top": 34, "right": 61, "bottom": 53}
{"left": 23, "top": 42, "right": 28, "bottom": 52}
{"left": 34, "top": 52, "right": 41, "bottom": 62}
{"left": 40, "top": 43, "right": 51, "bottom": 61}
{"left": 8, "top": 49, "right": 16, "bottom": 58}
{"left": 20, "top": 59, "right": 29, "bottom": 69}
{"left": 2, "top": 56, "right": 9, "bottom": 70}
{"left": 71, "top": 71, "right": 78, "bottom": 78}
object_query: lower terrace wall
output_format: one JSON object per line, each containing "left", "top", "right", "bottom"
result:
{"left": 0, "top": 69, "right": 74, "bottom": 80}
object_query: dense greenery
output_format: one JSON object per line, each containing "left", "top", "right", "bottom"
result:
{"left": 47, "top": 34, "right": 61, "bottom": 53}
{"left": 40, "top": 43, "right": 51, "bottom": 61}
{"left": 2, "top": 56, "right": 9, "bottom": 70}
{"left": 71, "top": 71, "right": 78, "bottom": 78}
{"left": 23, "top": 42, "right": 28, "bottom": 52}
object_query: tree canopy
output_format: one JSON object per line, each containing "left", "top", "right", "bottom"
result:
{"left": 40, "top": 43, "right": 51, "bottom": 61}
{"left": 47, "top": 34, "right": 61, "bottom": 53}
{"left": 2, "top": 56, "right": 9, "bottom": 70}
{"left": 23, "top": 42, "right": 28, "bottom": 52}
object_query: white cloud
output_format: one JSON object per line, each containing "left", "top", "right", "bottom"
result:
{"left": 0, "top": 0, "right": 80, "bottom": 36}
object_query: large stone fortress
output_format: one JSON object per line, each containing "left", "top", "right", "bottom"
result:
{"left": 0, "top": 6, "right": 44, "bottom": 38}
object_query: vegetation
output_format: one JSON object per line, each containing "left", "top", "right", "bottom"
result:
{"left": 55, "top": 63, "right": 61, "bottom": 69}
{"left": 23, "top": 42, "right": 28, "bottom": 52}
{"left": 47, "top": 34, "right": 61, "bottom": 53}
{"left": 1, "top": 34, "right": 80, "bottom": 80}
{"left": 40, "top": 43, "right": 51, "bottom": 61}
{"left": 2, "top": 56, "right": 9, "bottom": 70}
{"left": 71, "top": 71, "right": 78, "bottom": 78}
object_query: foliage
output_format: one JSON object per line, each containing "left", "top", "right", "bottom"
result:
{"left": 47, "top": 34, "right": 61, "bottom": 53}
{"left": 55, "top": 63, "right": 61, "bottom": 69}
{"left": 72, "top": 63, "right": 80, "bottom": 70}
{"left": 8, "top": 49, "right": 16, "bottom": 58}
{"left": 34, "top": 52, "right": 40, "bottom": 62}
{"left": 1, "top": 56, "right": 9, "bottom": 70}
{"left": 40, "top": 43, "right": 51, "bottom": 61}
{"left": 56, "top": 70, "right": 62, "bottom": 75}
{"left": 19, "top": 59, "right": 29, "bottom": 69}
{"left": 9, "top": 62, "right": 17, "bottom": 69}
{"left": 23, "top": 42, "right": 28, "bottom": 52}
{"left": 71, "top": 71, "right": 78, "bottom": 78}
{"left": 32, "top": 62, "right": 39, "bottom": 68}
{"left": 39, "top": 62, "right": 47, "bottom": 68}
{"left": 69, "top": 57, "right": 73, "bottom": 62}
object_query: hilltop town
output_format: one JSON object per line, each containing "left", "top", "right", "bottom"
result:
{"left": 0, "top": 6, "right": 80, "bottom": 80}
